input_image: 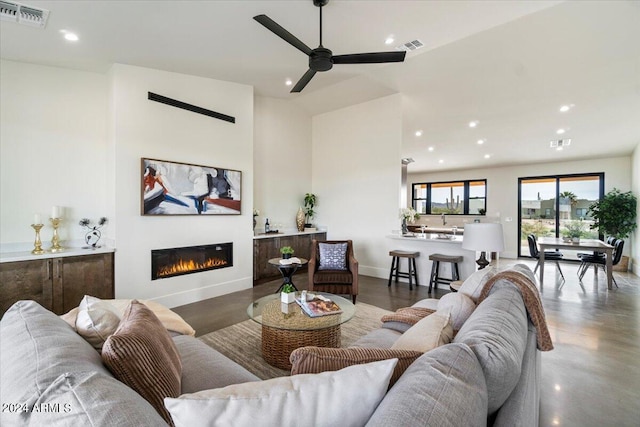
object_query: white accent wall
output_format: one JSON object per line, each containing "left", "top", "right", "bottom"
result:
{"left": 408, "top": 156, "right": 633, "bottom": 260}
{"left": 109, "top": 64, "right": 254, "bottom": 307}
{"left": 253, "top": 96, "right": 312, "bottom": 231}
{"left": 631, "top": 142, "right": 640, "bottom": 274}
{"left": 311, "top": 94, "right": 403, "bottom": 279}
{"left": 0, "top": 60, "right": 109, "bottom": 245}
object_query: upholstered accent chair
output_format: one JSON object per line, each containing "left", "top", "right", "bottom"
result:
{"left": 308, "top": 240, "right": 358, "bottom": 304}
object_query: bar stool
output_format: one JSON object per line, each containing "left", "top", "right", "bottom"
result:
{"left": 428, "top": 254, "right": 463, "bottom": 293}
{"left": 388, "top": 250, "right": 420, "bottom": 290}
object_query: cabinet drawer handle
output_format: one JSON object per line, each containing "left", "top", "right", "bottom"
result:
{"left": 56, "top": 259, "right": 62, "bottom": 279}
{"left": 47, "top": 260, "right": 53, "bottom": 280}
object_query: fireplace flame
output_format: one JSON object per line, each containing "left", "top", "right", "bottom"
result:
{"left": 157, "top": 257, "right": 228, "bottom": 278}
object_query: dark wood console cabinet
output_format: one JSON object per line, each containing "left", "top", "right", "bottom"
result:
{"left": 253, "top": 232, "right": 326, "bottom": 285}
{"left": 0, "top": 252, "right": 114, "bottom": 315}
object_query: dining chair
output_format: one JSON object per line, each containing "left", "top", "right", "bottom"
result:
{"left": 577, "top": 239, "right": 623, "bottom": 287}
{"left": 527, "top": 234, "right": 565, "bottom": 282}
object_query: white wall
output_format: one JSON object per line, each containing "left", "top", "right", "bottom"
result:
{"left": 110, "top": 64, "right": 254, "bottom": 307}
{"left": 631, "top": 142, "right": 640, "bottom": 274}
{"left": 253, "top": 96, "right": 312, "bottom": 231}
{"left": 0, "top": 60, "right": 109, "bottom": 247}
{"left": 408, "top": 156, "right": 633, "bottom": 259}
{"left": 312, "top": 94, "right": 403, "bottom": 278}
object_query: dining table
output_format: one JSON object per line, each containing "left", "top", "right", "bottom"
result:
{"left": 537, "top": 237, "right": 615, "bottom": 289}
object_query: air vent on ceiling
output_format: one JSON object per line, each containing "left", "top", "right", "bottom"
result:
{"left": 550, "top": 139, "right": 572, "bottom": 148}
{"left": 396, "top": 39, "right": 424, "bottom": 52}
{"left": 0, "top": 0, "right": 49, "bottom": 28}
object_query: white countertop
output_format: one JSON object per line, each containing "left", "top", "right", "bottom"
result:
{"left": 253, "top": 229, "right": 327, "bottom": 239}
{"left": 0, "top": 246, "right": 116, "bottom": 263}
{"left": 386, "top": 233, "right": 464, "bottom": 244}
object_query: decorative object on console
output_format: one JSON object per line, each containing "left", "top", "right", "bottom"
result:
{"left": 253, "top": 208, "right": 260, "bottom": 230}
{"left": 49, "top": 206, "right": 64, "bottom": 253}
{"left": 141, "top": 157, "right": 241, "bottom": 216}
{"left": 461, "top": 223, "right": 505, "bottom": 270}
{"left": 296, "top": 206, "right": 305, "bottom": 232}
{"left": 303, "top": 193, "right": 316, "bottom": 228}
{"left": 79, "top": 217, "right": 108, "bottom": 248}
{"left": 30, "top": 223, "right": 45, "bottom": 255}
{"left": 399, "top": 207, "right": 419, "bottom": 235}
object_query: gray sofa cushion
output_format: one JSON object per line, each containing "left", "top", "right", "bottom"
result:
{"left": 366, "top": 343, "right": 488, "bottom": 427}
{"left": 351, "top": 327, "right": 401, "bottom": 349}
{"left": 174, "top": 335, "right": 260, "bottom": 393}
{"left": 0, "top": 301, "right": 110, "bottom": 408}
{"left": 453, "top": 282, "right": 528, "bottom": 414}
{"left": 28, "top": 371, "right": 168, "bottom": 426}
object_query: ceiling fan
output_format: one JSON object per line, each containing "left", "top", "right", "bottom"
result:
{"left": 254, "top": 0, "right": 406, "bottom": 93}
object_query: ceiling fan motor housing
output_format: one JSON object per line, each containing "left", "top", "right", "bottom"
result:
{"left": 310, "top": 48, "right": 333, "bottom": 71}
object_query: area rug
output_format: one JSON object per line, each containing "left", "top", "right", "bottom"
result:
{"left": 199, "top": 302, "right": 392, "bottom": 380}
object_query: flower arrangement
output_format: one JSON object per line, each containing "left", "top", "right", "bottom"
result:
{"left": 79, "top": 217, "right": 108, "bottom": 248}
{"left": 399, "top": 208, "right": 420, "bottom": 223}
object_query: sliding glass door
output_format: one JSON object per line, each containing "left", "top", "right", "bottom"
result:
{"left": 518, "top": 173, "right": 604, "bottom": 259}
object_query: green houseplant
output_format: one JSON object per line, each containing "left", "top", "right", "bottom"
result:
{"left": 280, "top": 283, "right": 296, "bottom": 304}
{"left": 280, "top": 246, "right": 295, "bottom": 259}
{"left": 587, "top": 188, "right": 637, "bottom": 239}
{"left": 562, "top": 220, "right": 586, "bottom": 243}
{"left": 303, "top": 193, "right": 317, "bottom": 228}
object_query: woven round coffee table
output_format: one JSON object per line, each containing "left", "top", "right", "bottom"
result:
{"left": 247, "top": 292, "right": 356, "bottom": 369}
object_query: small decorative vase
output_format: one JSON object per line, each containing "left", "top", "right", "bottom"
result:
{"left": 253, "top": 216, "right": 257, "bottom": 230}
{"left": 572, "top": 237, "right": 580, "bottom": 243}
{"left": 296, "top": 207, "right": 305, "bottom": 232}
{"left": 401, "top": 218, "right": 408, "bottom": 234}
{"left": 281, "top": 292, "right": 296, "bottom": 304}
{"left": 282, "top": 253, "right": 292, "bottom": 259}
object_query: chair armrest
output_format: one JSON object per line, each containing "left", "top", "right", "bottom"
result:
{"left": 349, "top": 254, "right": 359, "bottom": 294}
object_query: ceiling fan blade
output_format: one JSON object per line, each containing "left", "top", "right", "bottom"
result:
{"left": 291, "top": 69, "right": 317, "bottom": 93}
{"left": 332, "top": 51, "right": 406, "bottom": 64}
{"left": 253, "top": 14, "right": 313, "bottom": 56}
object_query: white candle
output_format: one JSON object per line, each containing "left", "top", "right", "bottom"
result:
{"left": 34, "top": 214, "right": 41, "bottom": 225}
{"left": 51, "top": 206, "right": 61, "bottom": 218}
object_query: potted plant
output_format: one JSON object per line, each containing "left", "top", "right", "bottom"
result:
{"left": 587, "top": 188, "right": 637, "bottom": 271}
{"left": 562, "top": 220, "right": 586, "bottom": 243}
{"left": 399, "top": 207, "right": 419, "bottom": 234}
{"left": 280, "top": 246, "right": 295, "bottom": 259}
{"left": 280, "top": 283, "right": 296, "bottom": 304}
{"left": 303, "top": 193, "right": 316, "bottom": 228}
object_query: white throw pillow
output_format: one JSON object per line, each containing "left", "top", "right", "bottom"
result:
{"left": 164, "top": 358, "right": 397, "bottom": 427}
{"left": 76, "top": 296, "right": 122, "bottom": 350}
{"left": 437, "top": 292, "right": 476, "bottom": 331}
{"left": 391, "top": 312, "right": 453, "bottom": 353}
{"left": 458, "top": 267, "right": 496, "bottom": 302}
{"left": 411, "top": 298, "right": 439, "bottom": 311}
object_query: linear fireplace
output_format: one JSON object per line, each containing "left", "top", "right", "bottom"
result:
{"left": 151, "top": 243, "right": 233, "bottom": 280}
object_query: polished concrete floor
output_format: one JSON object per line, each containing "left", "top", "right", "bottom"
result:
{"left": 174, "top": 259, "right": 640, "bottom": 427}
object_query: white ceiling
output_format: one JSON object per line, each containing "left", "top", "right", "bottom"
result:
{"left": 1, "top": 0, "right": 639, "bottom": 173}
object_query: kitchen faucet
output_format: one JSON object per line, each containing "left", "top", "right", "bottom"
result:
{"left": 441, "top": 213, "right": 447, "bottom": 226}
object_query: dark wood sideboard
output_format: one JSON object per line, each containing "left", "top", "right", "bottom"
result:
{"left": 0, "top": 252, "right": 114, "bottom": 316}
{"left": 253, "top": 232, "right": 326, "bottom": 286}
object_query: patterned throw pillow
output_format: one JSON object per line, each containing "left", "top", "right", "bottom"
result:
{"left": 318, "top": 243, "right": 348, "bottom": 270}
{"left": 101, "top": 300, "right": 182, "bottom": 425}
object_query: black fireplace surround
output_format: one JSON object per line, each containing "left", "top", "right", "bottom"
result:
{"left": 151, "top": 243, "right": 233, "bottom": 280}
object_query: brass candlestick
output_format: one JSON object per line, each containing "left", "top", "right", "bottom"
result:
{"left": 50, "top": 218, "right": 64, "bottom": 253}
{"left": 31, "top": 224, "right": 45, "bottom": 255}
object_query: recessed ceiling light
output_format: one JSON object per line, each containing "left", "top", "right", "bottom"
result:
{"left": 438, "top": 159, "right": 444, "bottom": 164}
{"left": 556, "top": 128, "right": 565, "bottom": 135}
{"left": 428, "top": 146, "right": 434, "bottom": 152}
{"left": 285, "top": 79, "right": 292, "bottom": 86}
{"left": 385, "top": 36, "right": 395, "bottom": 45}
{"left": 59, "top": 30, "right": 79, "bottom": 41}
{"left": 477, "top": 139, "right": 485, "bottom": 145}
{"left": 415, "top": 130, "right": 423, "bottom": 137}
{"left": 484, "top": 154, "right": 491, "bottom": 159}
{"left": 559, "top": 104, "right": 574, "bottom": 113}
{"left": 469, "top": 121, "right": 479, "bottom": 128}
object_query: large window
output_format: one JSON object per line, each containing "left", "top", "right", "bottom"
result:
{"left": 412, "top": 180, "right": 486, "bottom": 215}
{"left": 518, "top": 173, "right": 604, "bottom": 259}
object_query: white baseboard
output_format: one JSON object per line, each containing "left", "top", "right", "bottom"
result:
{"left": 147, "top": 276, "right": 253, "bottom": 309}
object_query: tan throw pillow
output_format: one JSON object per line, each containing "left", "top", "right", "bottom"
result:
{"left": 102, "top": 300, "right": 182, "bottom": 425}
{"left": 75, "top": 295, "right": 121, "bottom": 350}
{"left": 290, "top": 346, "right": 423, "bottom": 386}
{"left": 391, "top": 312, "right": 453, "bottom": 353}
{"left": 164, "top": 359, "right": 397, "bottom": 427}
{"left": 437, "top": 292, "right": 476, "bottom": 331}
{"left": 458, "top": 267, "right": 496, "bottom": 302}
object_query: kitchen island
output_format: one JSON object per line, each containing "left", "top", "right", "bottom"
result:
{"left": 385, "top": 233, "right": 477, "bottom": 288}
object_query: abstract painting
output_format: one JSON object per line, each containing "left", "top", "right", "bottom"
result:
{"left": 141, "top": 158, "right": 241, "bottom": 215}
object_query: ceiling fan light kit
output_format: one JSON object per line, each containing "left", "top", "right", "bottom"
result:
{"left": 254, "top": 0, "right": 406, "bottom": 93}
